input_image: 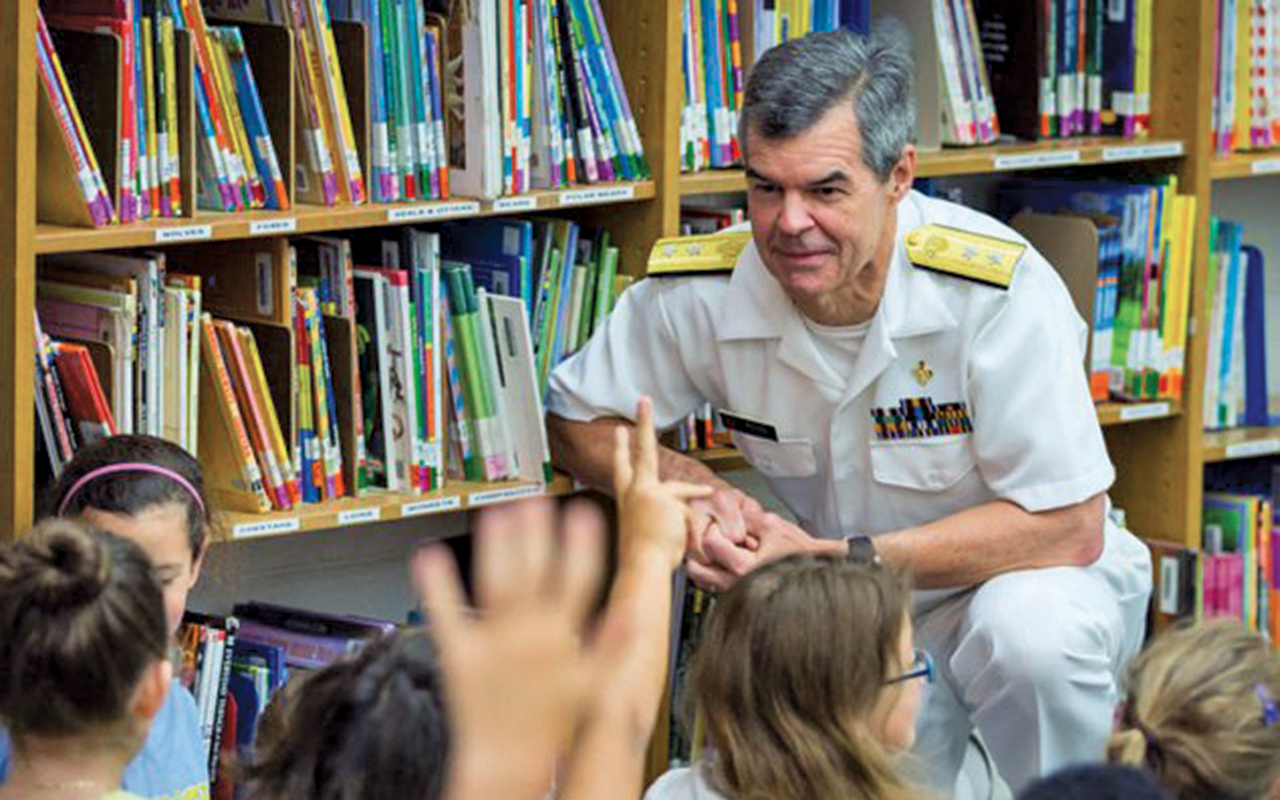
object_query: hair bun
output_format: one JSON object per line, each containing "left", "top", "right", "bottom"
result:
{"left": 25, "top": 519, "right": 110, "bottom": 609}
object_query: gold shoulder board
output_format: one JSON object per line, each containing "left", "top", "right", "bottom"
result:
{"left": 904, "top": 224, "right": 1026, "bottom": 289}
{"left": 646, "top": 231, "right": 753, "bottom": 277}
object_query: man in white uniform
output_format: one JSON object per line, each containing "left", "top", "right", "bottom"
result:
{"left": 545, "top": 26, "right": 1151, "bottom": 794}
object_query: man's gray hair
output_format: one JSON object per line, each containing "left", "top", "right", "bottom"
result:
{"left": 738, "top": 22, "right": 916, "bottom": 181}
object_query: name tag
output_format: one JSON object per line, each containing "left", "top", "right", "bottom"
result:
{"left": 719, "top": 410, "right": 779, "bottom": 442}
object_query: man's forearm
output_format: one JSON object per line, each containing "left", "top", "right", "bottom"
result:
{"left": 872, "top": 494, "right": 1106, "bottom": 589}
{"left": 547, "top": 413, "right": 731, "bottom": 494}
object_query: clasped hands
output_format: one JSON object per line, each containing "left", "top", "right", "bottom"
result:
{"left": 683, "top": 485, "right": 825, "bottom": 590}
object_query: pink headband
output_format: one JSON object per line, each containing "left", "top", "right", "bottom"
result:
{"left": 58, "top": 463, "right": 206, "bottom": 517}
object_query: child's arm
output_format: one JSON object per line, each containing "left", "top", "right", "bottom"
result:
{"left": 415, "top": 498, "right": 607, "bottom": 800}
{"left": 557, "top": 398, "right": 710, "bottom": 800}
{"left": 417, "top": 398, "right": 706, "bottom": 800}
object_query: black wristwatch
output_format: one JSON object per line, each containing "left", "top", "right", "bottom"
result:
{"left": 845, "top": 535, "right": 880, "bottom": 566}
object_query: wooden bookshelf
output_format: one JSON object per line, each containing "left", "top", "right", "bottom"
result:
{"left": 0, "top": 0, "right": 1231, "bottom": 566}
{"left": 680, "top": 138, "right": 1187, "bottom": 196}
{"left": 1097, "top": 401, "right": 1182, "bottom": 427}
{"left": 218, "top": 476, "right": 574, "bottom": 542}
{"left": 35, "top": 182, "right": 657, "bottom": 255}
{"left": 216, "top": 446, "right": 758, "bottom": 540}
{"left": 1202, "top": 426, "right": 1280, "bottom": 463}
{"left": 1210, "top": 149, "right": 1280, "bottom": 180}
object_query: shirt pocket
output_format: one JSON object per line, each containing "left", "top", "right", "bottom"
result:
{"left": 870, "top": 434, "right": 975, "bottom": 492}
{"left": 732, "top": 436, "right": 818, "bottom": 478}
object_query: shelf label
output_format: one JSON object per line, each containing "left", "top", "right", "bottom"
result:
{"left": 559, "top": 185, "right": 636, "bottom": 206}
{"left": 338, "top": 507, "right": 382, "bottom": 525}
{"left": 1119, "top": 402, "right": 1171, "bottom": 421}
{"left": 250, "top": 217, "right": 298, "bottom": 236}
{"left": 491, "top": 195, "right": 539, "bottom": 213}
{"left": 402, "top": 496, "right": 462, "bottom": 517}
{"left": 468, "top": 484, "right": 546, "bottom": 507}
{"left": 1250, "top": 159, "right": 1280, "bottom": 175}
{"left": 233, "top": 518, "right": 301, "bottom": 538}
{"left": 155, "top": 224, "right": 213, "bottom": 243}
{"left": 1224, "top": 438, "right": 1280, "bottom": 459}
{"left": 1102, "top": 142, "right": 1184, "bottom": 161}
{"left": 387, "top": 201, "right": 482, "bottom": 222}
{"left": 993, "top": 150, "right": 1081, "bottom": 171}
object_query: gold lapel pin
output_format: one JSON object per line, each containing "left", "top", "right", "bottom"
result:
{"left": 915, "top": 359, "right": 934, "bottom": 388}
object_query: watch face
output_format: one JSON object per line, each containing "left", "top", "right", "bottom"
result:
{"left": 846, "top": 536, "right": 877, "bottom": 565}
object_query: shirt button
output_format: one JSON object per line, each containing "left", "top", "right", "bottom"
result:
{"left": 759, "top": 458, "right": 774, "bottom": 471}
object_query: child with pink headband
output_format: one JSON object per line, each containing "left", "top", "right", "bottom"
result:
{"left": 0, "top": 435, "right": 212, "bottom": 799}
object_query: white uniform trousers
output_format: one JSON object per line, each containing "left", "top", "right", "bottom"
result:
{"left": 909, "top": 520, "right": 1152, "bottom": 794}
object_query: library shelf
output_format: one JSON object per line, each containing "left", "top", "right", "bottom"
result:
{"left": 34, "top": 181, "right": 656, "bottom": 255}
{"left": 1202, "top": 426, "right": 1280, "bottom": 463}
{"left": 1210, "top": 150, "right": 1280, "bottom": 180}
{"left": 679, "top": 138, "right": 1186, "bottom": 196}
{"left": 1097, "top": 400, "right": 1182, "bottom": 427}
{"left": 218, "top": 474, "right": 578, "bottom": 541}
{"left": 215, "top": 447, "right": 755, "bottom": 541}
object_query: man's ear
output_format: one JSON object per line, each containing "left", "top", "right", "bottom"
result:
{"left": 132, "top": 658, "right": 173, "bottom": 724}
{"left": 890, "top": 144, "right": 917, "bottom": 202}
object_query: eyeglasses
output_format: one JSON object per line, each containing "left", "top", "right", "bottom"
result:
{"left": 885, "top": 648, "right": 935, "bottom": 685}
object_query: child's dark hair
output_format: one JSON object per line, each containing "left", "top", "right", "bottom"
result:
{"left": 243, "top": 629, "right": 451, "bottom": 800}
{"left": 41, "top": 434, "right": 211, "bottom": 560}
{"left": 0, "top": 518, "right": 168, "bottom": 739}
{"left": 1017, "top": 764, "right": 1173, "bottom": 800}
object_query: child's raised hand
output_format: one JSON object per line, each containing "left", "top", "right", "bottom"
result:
{"left": 413, "top": 497, "right": 606, "bottom": 800}
{"left": 612, "top": 397, "right": 714, "bottom": 570}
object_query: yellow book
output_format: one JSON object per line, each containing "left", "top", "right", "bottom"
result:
{"left": 1133, "top": 0, "right": 1152, "bottom": 137}
{"left": 1165, "top": 194, "right": 1197, "bottom": 399}
{"left": 239, "top": 326, "right": 300, "bottom": 506}
{"left": 295, "top": 1, "right": 345, "bottom": 204}
{"left": 161, "top": 17, "right": 182, "bottom": 215}
{"left": 141, "top": 17, "right": 160, "bottom": 218}
{"left": 309, "top": 0, "right": 366, "bottom": 204}
{"left": 203, "top": 28, "right": 253, "bottom": 209}
{"left": 208, "top": 30, "right": 264, "bottom": 209}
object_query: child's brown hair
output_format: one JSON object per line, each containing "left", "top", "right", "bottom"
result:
{"left": 0, "top": 518, "right": 168, "bottom": 740}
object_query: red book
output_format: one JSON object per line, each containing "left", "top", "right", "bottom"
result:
{"left": 53, "top": 342, "right": 117, "bottom": 444}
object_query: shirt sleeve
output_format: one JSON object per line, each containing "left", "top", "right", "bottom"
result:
{"left": 547, "top": 279, "right": 707, "bottom": 430}
{"left": 967, "top": 253, "right": 1115, "bottom": 512}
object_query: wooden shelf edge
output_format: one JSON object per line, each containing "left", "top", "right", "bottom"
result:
{"left": 1202, "top": 425, "right": 1280, "bottom": 462}
{"left": 1097, "top": 400, "right": 1182, "bottom": 427}
{"left": 1210, "top": 150, "right": 1280, "bottom": 181}
{"left": 679, "top": 138, "right": 1185, "bottom": 195}
{"left": 217, "top": 475, "right": 577, "bottom": 542}
{"left": 35, "top": 181, "right": 656, "bottom": 255}
{"left": 214, "top": 446, "right": 753, "bottom": 543}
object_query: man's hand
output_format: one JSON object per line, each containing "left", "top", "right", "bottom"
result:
{"left": 684, "top": 509, "right": 845, "bottom": 590}
{"left": 685, "top": 486, "right": 764, "bottom": 556}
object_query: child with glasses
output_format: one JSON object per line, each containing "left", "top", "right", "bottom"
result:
{"left": 645, "top": 556, "right": 933, "bottom": 800}
{"left": 1106, "top": 620, "right": 1280, "bottom": 800}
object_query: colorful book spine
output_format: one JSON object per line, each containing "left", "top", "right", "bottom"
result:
{"left": 223, "top": 27, "right": 289, "bottom": 210}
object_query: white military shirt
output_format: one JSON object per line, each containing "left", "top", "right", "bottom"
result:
{"left": 548, "top": 190, "right": 1115, "bottom": 541}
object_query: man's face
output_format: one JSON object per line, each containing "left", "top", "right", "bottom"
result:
{"left": 744, "top": 103, "right": 908, "bottom": 321}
